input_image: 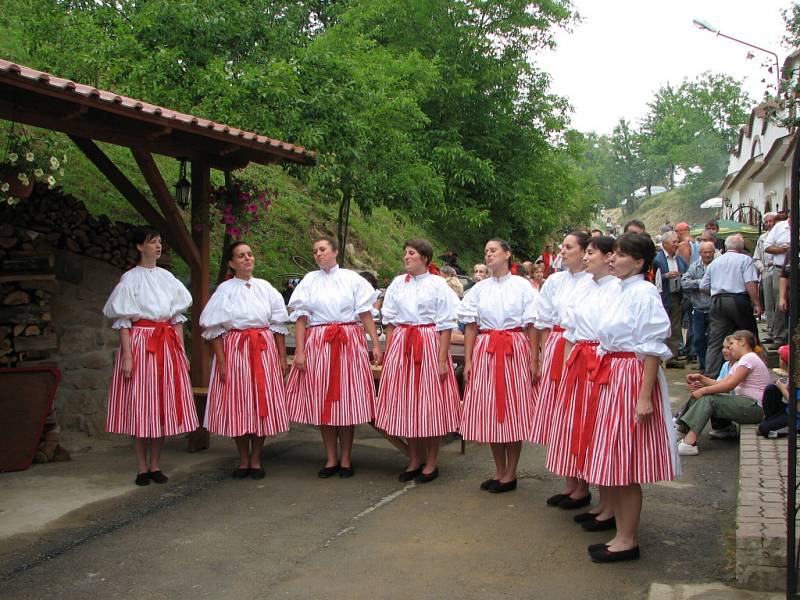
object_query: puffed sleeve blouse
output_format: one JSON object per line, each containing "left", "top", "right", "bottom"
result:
{"left": 534, "top": 270, "right": 592, "bottom": 330}
{"left": 103, "top": 266, "right": 192, "bottom": 330}
{"left": 288, "top": 264, "right": 378, "bottom": 325}
{"left": 199, "top": 277, "right": 289, "bottom": 340}
{"left": 596, "top": 274, "right": 672, "bottom": 360}
{"left": 457, "top": 273, "right": 537, "bottom": 330}
{"left": 563, "top": 275, "right": 621, "bottom": 344}
{"left": 381, "top": 272, "right": 459, "bottom": 331}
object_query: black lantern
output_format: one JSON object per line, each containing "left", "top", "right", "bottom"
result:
{"left": 174, "top": 158, "right": 191, "bottom": 209}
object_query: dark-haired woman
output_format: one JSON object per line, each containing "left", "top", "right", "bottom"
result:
{"left": 459, "top": 239, "right": 538, "bottom": 493}
{"left": 375, "top": 239, "right": 461, "bottom": 483}
{"left": 583, "top": 232, "right": 678, "bottom": 563}
{"left": 528, "top": 231, "right": 593, "bottom": 508}
{"left": 103, "top": 229, "right": 199, "bottom": 486}
{"left": 545, "top": 236, "right": 619, "bottom": 530}
{"left": 286, "top": 237, "right": 383, "bottom": 478}
{"left": 199, "top": 242, "right": 290, "bottom": 479}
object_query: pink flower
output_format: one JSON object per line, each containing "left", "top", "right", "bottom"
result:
{"left": 222, "top": 204, "right": 233, "bottom": 214}
{"left": 240, "top": 192, "right": 252, "bottom": 201}
{"left": 258, "top": 192, "right": 266, "bottom": 201}
{"left": 223, "top": 214, "right": 236, "bottom": 225}
{"left": 229, "top": 227, "right": 241, "bottom": 238}
{"left": 245, "top": 203, "right": 258, "bottom": 214}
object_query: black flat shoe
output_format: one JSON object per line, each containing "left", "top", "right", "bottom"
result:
{"left": 339, "top": 466, "right": 354, "bottom": 478}
{"left": 250, "top": 467, "right": 266, "bottom": 480}
{"left": 399, "top": 466, "right": 423, "bottom": 482}
{"left": 589, "top": 545, "right": 640, "bottom": 563}
{"left": 232, "top": 467, "right": 250, "bottom": 479}
{"left": 587, "top": 543, "right": 609, "bottom": 553}
{"left": 135, "top": 473, "right": 150, "bottom": 486}
{"left": 582, "top": 517, "right": 616, "bottom": 532}
{"left": 573, "top": 511, "right": 599, "bottom": 524}
{"left": 480, "top": 478, "right": 499, "bottom": 490}
{"left": 489, "top": 479, "right": 517, "bottom": 493}
{"left": 546, "top": 493, "right": 570, "bottom": 506}
{"left": 148, "top": 470, "right": 168, "bottom": 484}
{"left": 558, "top": 493, "right": 592, "bottom": 509}
{"left": 416, "top": 468, "right": 439, "bottom": 483}
{"left": 318, "top": 465, "right": 340, "bottom": 478}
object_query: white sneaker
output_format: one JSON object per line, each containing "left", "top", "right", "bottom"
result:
{"left": 678, "top": 441, "right": 699, "bottom": 456}
{"left": 708, "top": 427, "right": 739, "bottom": 440}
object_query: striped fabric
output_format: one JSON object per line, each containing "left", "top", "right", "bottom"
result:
{"left": 583, "top": 356, "right": 676, "bottom": 486}
{"left": 545, "top": 341, "right": 599, "bottom": 478}
{"left": 204, "top": 328, "right": 289, "bottom": 437}
{"left": 528, "top": 328, "right": 565, "bottom": 445}
{"left": 106, "top": 323, "right": 198, "bottom": 438}
{"left": 460, "top": 330, "right": 534, "bottom": 443}
{"left": 375, "top": 325, "right": 461, "bottom": 437}
{"left": 286, "top": 323, "right": 375, "bottom": 426}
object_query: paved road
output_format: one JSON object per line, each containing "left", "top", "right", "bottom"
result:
{"left": 0, "top": 399, "right": 739, "bottom": 600}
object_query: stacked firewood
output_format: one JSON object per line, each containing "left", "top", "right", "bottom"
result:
{"left": 0, "top": 185, "right": 141, "bottom": 270}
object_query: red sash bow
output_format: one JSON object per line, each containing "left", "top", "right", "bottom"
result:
{"left": 548, "top": 325, "right": 567, "bottom": 382}
{"left": 482, "top": 328, "right": 525, "bottom": 424}
{"left": 133, "top": 320, "right": 185, "bottom": 426}
{"left": 397, "top": 323, "right": 435, "bottom": 392}
{"left": 236, "top": 328, "right": 269, "bottom": 418}
{"left": 321, "top": 323, "right": 351, "bottom": 424}
{"left": 564, "top": 340, "right": 599, "bottom": 467}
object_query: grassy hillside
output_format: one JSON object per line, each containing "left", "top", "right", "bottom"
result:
{"left": 604, "top": 188, "right": 720, "bottom": 234}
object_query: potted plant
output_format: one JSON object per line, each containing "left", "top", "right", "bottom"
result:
{"left": 0, "top": 123, "right": 66, "bottom": 206}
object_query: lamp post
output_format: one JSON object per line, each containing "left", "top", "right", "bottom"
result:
{"left": 692, "top": 18, "right": 781, "bottom": 93}
{"left": 174, "top": 158, "right": 191, "bottom": 209}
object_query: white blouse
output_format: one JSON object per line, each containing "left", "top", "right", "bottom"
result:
{"left": 381, "top": 272, "right": 460, "bottom": 331}
{"left": 534, "top": 270, "right": 593, "bottom": 330}
{"left": 596, "top": 274, "right": 672, "bottom": 360}
{"left": 563, "top": 275, "right": 621, "bottom": 344}
{"left": 288, "top": 264, "right": 378, "bottom": 325}
{"left": 103, "top": 266, "right": 192, "bottom": 330}
{"left": 199, "top": 277, "right": 289, "bottom": 340}
{"left": 457, "top": 273, "right": 538, "bottom": 330}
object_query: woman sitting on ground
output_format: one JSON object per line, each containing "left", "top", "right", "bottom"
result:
{"left": 676, "top": 330, "right": 770, "bottom": 456}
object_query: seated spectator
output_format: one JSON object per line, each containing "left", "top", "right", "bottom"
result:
{"left": 530, "top": 263, "right": 545, "bottom": 292}
{"left": 680, "top": 336, "right": 735, "bottom": 436}
{"left": 676, "top": 330, "right": 770, "bottom": 455}
{"left": 439, "top": 264, "right": 464, "bottom": 298}
{"left": 758, "top": 345, "right": 795, "bottom": 437}
{"left": 464, "top": 263, "right": 489, "bottom": 292}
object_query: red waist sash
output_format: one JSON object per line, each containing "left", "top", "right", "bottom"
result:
{"left": 549, "top": 325, "right": 567, "bottom": 383}
{"left": 312, "top": 322, "right": 358, "bottom": 425}
{"left": 479, "top": 327, "right": 526, "bottom": 424}
{"left": 396, "top": 323, "right": 436, "bottom": 392}
{"left": 233, "top": 328, "right": 270, "bottom": 418}
{"left": 132, "top": 320, "right": 185, "bottom": 426}
{"left": 565, "top": 341, "right": 600, "bottom": 466}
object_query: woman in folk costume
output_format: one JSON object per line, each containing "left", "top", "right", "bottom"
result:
{"left": 584, "top": 233, "right": 679, "bottom": 563}
{"left": 286, "top": 236, "right": 382, "bottom": 478}
{"left": 375, "top": 238, "right": 461, "bottom": 484}
{"left": 545, "top": 236, "right": 619, "bottom": 532}
{"left": 103, "top": 229, "right": 198, "bottom": 486}
{"left": 199, "top": 241, "right": 290, "bottom": 480}
{"left": 459, "top": 239, "right": 538, "bottom": 493}
{"left": 528, "top": 231, "right": 593, "bottom": 508}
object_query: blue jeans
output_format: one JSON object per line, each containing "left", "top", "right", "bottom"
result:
{"left": 692, "top": 309, "right": 709, "bottom": 371}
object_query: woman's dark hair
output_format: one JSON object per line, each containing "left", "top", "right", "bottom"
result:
{"left": 226, "top": 240, "right": 251, "bottom": 273}
{"left": 623, "top": 219, "right": 646, "bottom": 234}
{"left": 488, "top": 238, "right": 513, "bottom": 269}
{"left": 614, "top": 232, "right": 656, "bottom": 275}
{"left": 564, "top": 230, "right": 591, "bottom": 251}
{"left": 404, "top": 238, "right": 433, "bottom": 265}
{"left": 359, "top": 271, "right": 378, "bottom": 289}
{"left": 588, "top": 235, "right": 615, "bottom": 255}
{"left": 315, "top": 236, "right": 339, "bottom": 253}
{"left": 133, "top": 227, "right": 161, "bottom": 264}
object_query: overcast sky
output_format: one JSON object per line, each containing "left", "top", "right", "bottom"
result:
{"left": 534, "top": 0, "right": 792, "bottom": 135}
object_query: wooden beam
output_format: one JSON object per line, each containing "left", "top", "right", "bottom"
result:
{"left": 189, "top": 159, "right": 211, "bottom": 387}
{"left": 145, "top": 126, "right": 172, "bottom": 141}
{"left": 131, "top": 148, "right": 201, "bottom": 272}
{"left": 69, "top": 136, "right": 169, "bottom": 234}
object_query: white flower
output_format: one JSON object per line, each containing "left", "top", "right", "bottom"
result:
{"left": 8, "top": 152, "right": 18, "bottom": 164}
{"left": 7, "top": 197, "right": 19, "bottom": 206}
{"left": 47, "top": 175, "right": 56, "bottom": 188}
{"left": 34, "top": 168, "right": 44, "bottom": 178}
{"left": 0, "top": 182, "right": 9, "bottom": 192}
{"left": 25, "top": 152, "right": 34, "bottom": 162}
{"left": 17, "top": 172, "right": 28, "bottom": 183}
{"left": 50, "top": 156, "right": 60, "bottom": 169}
{"left": 62, "top": 154, "right": 67, "bottom": 164}
{"left": 58, "top": 168, "right": 64, "bottom": 176}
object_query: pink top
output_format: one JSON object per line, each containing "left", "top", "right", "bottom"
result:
{"left": 732, "top": 352, "right": 771, "bottom": 404}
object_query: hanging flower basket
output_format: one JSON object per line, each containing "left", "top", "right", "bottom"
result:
{"left": 0, "top": 123, "right": 66, "bottom": 206}
{"left": 1, "top": 172, "right": 34, "bottom": 201}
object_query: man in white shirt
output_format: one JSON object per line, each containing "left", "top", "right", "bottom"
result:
{"left": 763, "top": 212, "right": 790, "bottom": 347}
{"left": 700, "top": 234, "right": 761, "bottom": 377}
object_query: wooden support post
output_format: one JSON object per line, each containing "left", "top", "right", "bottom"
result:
{"left": 131, "top": 148, "right": 201, "bottom": 272}
{"left": 69, "top": 136, "right": 169, "bottom": 233}
{"left": 188, "top": 160, "right": 211, "bottom": 452}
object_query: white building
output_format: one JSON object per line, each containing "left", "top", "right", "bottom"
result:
{"left": 718, "top": 51, "right": 799, "bottom": 226}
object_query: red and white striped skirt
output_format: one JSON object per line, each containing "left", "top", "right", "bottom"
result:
{"left": 528, "top": 326, "right": 566, "bottom": 445}
{"left": 374, "top": 325, "right": 461, "bottom": 437}
{"left": 286, "top": 322, "right": 375, "bottom": 426}
{"left": 460, "top": 329, "right": 534, "bottom": 443}
{"left": 582, "top": 355, "right": 678, "bottom": 486}
{"left": 204, "top": 328, "right": 289, "bottom": 437}
{"left": 545, "top": 340, "right": 598, "bottom": 478}
{"left": 106, "top": 321, "right": 198, "bottom": 438}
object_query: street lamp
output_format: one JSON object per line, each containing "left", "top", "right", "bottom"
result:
{"left": 174, "top": 158, "right": 191, "bottom": 209}
{"left": 692, "top": 18, "right": 781, "bottom": 93}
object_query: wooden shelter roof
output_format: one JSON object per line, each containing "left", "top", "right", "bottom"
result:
{"left": 0, "top": 59, "right": 316, "bottom": 170}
